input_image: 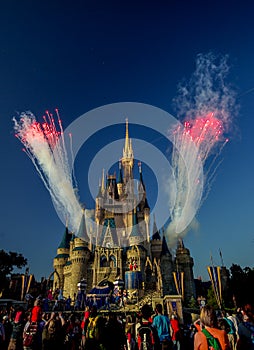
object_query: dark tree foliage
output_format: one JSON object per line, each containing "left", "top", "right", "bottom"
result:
{"left": 229, "top": 263, "right": 254, "bottom": 307}
{"left": 0, "top": 249, "right": 27, "bottom": 294}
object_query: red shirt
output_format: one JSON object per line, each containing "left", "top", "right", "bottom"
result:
{"left": 170, "top": 318, "right": 180, "bottom": 341}
{"left": 31, "top": 305, "right": 42, "bottom": 322}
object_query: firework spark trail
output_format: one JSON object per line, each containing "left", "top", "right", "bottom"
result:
{"left": 69, "top": 132, "right": 79, "bottom": 190}
{"left": 13, "top": 111, "right": 82, "bottom": 232}
{"left": 167, "top": 53, "right": 238, "bottom": 244}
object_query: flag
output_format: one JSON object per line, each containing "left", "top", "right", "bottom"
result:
{"left": 207, "top": 265, "right": 222, "bottom": 309}
{"left": 26, "top": 274, "right": 33, "bottom": 295}
{"left": 173, "top": 271, "right": 184, "bottom": 299}
{"left": 21, "top": 274, "right": 26, "bottom": 301}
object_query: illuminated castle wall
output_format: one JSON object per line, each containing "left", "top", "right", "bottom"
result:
{"left": 53, "top": 121, "right": 196, "bottom": 302}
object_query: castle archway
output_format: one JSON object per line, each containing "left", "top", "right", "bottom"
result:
{"left": 47, "top": 269, "right": 61, "bottom": 290}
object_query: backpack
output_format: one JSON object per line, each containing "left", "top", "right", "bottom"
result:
{"left": 23, "top": 322, "right": 38, "bottom": 347}
{"left": 137, "top": 323, "right": 155, "bottom": 350}
{"left": 86, "top": 316, "right": 99, "bottom": 339}
{"left": 225, "top": 318, "right": 236, "bottom": 334}
{"left": 243, "top": 322, "right": 254, "bottom": 345}
{"left": 202, "top": 328, "right": 222, "bottom": 350}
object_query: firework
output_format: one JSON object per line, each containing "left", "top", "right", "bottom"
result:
{"left": 167, "top": 53, "right": 237, "bottom": 243}
{"left": 13, "top": 110, "right": 83, "bottom": 232}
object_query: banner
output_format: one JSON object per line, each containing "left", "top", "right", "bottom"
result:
{"left": 207, "top": 265, "right": 222, "bottom": 309}
{"left": 21, "top": 274, "right": 26, "bottom": 301}
{"left": 21, "top": 274, "right": 33, "bottom": 301}
{"left": 173, "top": 271, "right": 184, "bottom": 300}
{"left": 26, "top": 274, "right": 33, "bottom": 295}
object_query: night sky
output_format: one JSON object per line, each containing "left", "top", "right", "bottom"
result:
{"left": 1, "top": 1, "right": 254, "bottom": 281}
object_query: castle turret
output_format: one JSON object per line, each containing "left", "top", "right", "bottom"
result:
{"left": 121, "top": 119, "right": 134, "bottom": 184}
{"left": 95, "top": 169, "right": 105, "bottom": 225}
{"left": 175, "top": 238, "right": 196, "bottom": 302}
{"left": 117, "top": 161, "right": 124, "bottom": 197}
{"left": 65, "top": 213, "right": 91, "bottom": 298}
{"left": 106, "top": 174, "right": 119, "bottom": 201}
{"left": 137, "top": 161, "right": 150, "bottom": 245}
{"left": 160, "top": 231, "right": 174, "bottom": 295}
{"left": 53, "top": 226, "right": 71, "bottom": 291}
{"left": 150, "top": 216, "right": 162, "bottom": 260}
{"left": 76, "top": 209, "right": 89, "bottom": 245}
{"left": 129, "top": 209, "right": 143, "bottom": 246}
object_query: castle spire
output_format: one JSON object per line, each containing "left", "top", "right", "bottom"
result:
{"left": 117, "top": 160, "right": 123, "bottom": 184}
{"left": 101, "top": 168, "right": 105, "bottom": 194}
{"left": 58, "top": 225, "right": 71, "bottom": 249}
{"left": 123, "top": 118, "right": 133, "bottom": 160}
{"left": 122, "top": 119, "right": 134, "bottom": 184}
{"left": 152, "top": 214, "right": 161, "bottom": 240}
{"left": 129, "top": 208, "right": 142, "bottom": 246}
{"left": 125, "top": 118, "right": 129, "bottom": 151}
{"left": 138, "top": 161, "right": 145, "bottom": 190}
{"left": 77, "top": 208, "right": 89, "bottom": 245}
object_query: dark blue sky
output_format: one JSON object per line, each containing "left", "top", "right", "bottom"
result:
{"left": 1, "top": 1, "right": 254, "bottom": 281}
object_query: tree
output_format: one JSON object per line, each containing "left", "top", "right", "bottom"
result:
{"left": 229, "top": 264, "right": 254, "bottom": 306}
{"left": 188, "top": 295, "right": 199, "bottom": 309}
{"left": 0, "top": 249, "right": 27, "bottom": 295}
{"left": 206, "top": 286, "right": 219, "bottom": 309}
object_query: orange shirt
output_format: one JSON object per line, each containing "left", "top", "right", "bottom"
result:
{"left": 194, "top": 326, "right": 230, "bottom": 350}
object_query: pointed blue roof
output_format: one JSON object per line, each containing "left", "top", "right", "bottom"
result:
{"left": 138, "top": 161, "right": 146, "bottom": 190}
{"left": 58, "top": 226, "right": 71, "bottom": 249}
{"left": 161, "top": 234, "right": 170, "bottom": 256}
{"left": 117, "top": 161, "right": 123, "bottom": 184}
{"left": 97, "top": 184, "right": 103, "bottom": 197}
{"left": 129, "top": 211, "right": 141, "bottom": 238}
{"left": 77, "top": 210, "right": 89, "bottom": 243}
{"left": 152, "top": 216, "right": 161, "bottom": 240}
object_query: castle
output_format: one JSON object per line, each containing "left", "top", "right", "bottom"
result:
{"left": 53, "top": 120, "right": 196, "bottom": 304}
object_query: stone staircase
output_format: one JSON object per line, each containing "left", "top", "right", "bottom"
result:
{"left": 136, "top": 290, "right": 161, "bottom": 308}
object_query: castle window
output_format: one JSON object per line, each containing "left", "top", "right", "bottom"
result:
{"left": 100, "top": 255, "right": 107, "bottom": 267}
{"left": 109, "top": 255, "right": 116, "bottom": 268}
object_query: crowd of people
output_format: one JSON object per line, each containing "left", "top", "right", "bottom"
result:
{"left": 0, "top": 297, "right": 254, "bottom": 350}
{"left": 32, "top": 287, "right": 129, "bottom": 312}
{"left": 193, "top": 304, "right": 254, "bottom": 350}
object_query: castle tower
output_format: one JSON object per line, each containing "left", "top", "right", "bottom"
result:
{"left": 64, "top": 211, "right": 91, "bottom": 298}
{"left": 137, "top": 162, "right": 150, "bottom": 245}
{"left": 121, "top": 119, "right": 135, "bottom": 232}
{"left": 121, "top": 119, "right": 134, "bottom": 184}
{"left": 150, "top": 216, "right": 162, "bottom": 260}
{"left": 160, "top": 231, "right": 175, "bottom": 295}
{"left": 175, "top": 238, "right": 196, "bottom": 302}
{"left": 129, "top": 209, "right": 143, "bottom": 246}
{"left": 95, "top": 169, "right": 105, "bottom": 225}
{"left": 53, "top": 226, "right": 71, "bottom": 291}
{"left": 117, "top": 161, "right": 124, "bottom": 197}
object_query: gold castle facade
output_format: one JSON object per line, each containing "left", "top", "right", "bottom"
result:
{"left": 53, "top": 121, "right": 196, "bottom": 303}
